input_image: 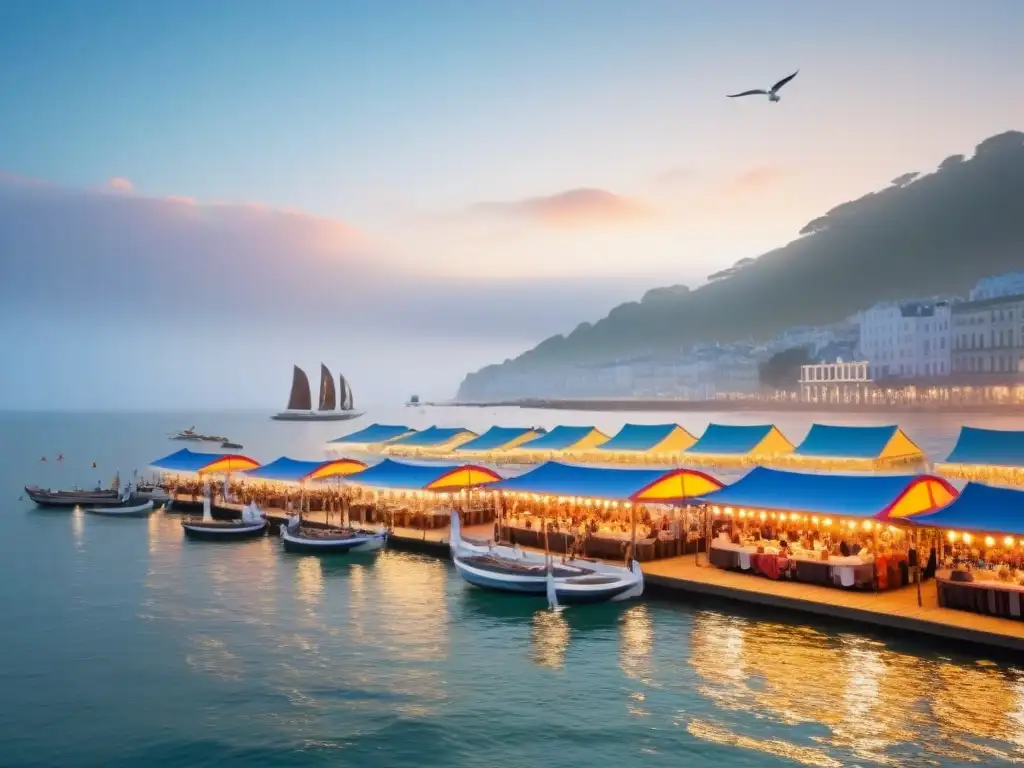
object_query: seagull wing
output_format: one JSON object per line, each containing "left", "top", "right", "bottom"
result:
{"left": 770, "top": 70, "right": 799, "bottom": 93}
{"left": 726, "top": 89, "right": 768, "bottom": 98}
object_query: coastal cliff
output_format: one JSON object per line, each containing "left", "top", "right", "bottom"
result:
{"left": 458, "top": 131, "right": 1024, "bottom": 401}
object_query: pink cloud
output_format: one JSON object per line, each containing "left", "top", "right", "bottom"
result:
{"left": 106, "top": 176, "right": 134, "bottom": 193}
{"left": 724, "top": 165, "right": 792, "bottom": 192}
{"left": 164, "top": 195, "right": 197, "bottom": 206}
{"left": 471, "top": 187, "right": 654, "bottom": 229}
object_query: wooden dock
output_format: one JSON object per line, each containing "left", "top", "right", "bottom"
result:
{"left": 261, "top": 509, "right": 1024, "bottom": 653}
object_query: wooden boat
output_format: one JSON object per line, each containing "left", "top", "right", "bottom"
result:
{"left": 182, "top": 499, "right": 267, "bottom": 540}
{"left": 448, "top": 510, "right": 644, "bottom": 604}
{"left": 133, "top": 483, "right": 170, "bottom": 504}
{"left": 271, "top": 364, "right": 364, "bottom": 421}
{"left": 87, "top": 499, "right": 155, "bottom": 517}
{"left": 278, "top": 515, "right": 387, "bottom": 554}
{"left": 24, "top": 485, "right": 120, "bottom": 508}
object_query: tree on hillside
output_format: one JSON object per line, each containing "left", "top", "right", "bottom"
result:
{"left": 758, "top": 347, "right": 813, "bottom": 390}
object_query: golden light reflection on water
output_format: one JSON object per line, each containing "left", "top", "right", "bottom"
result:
{"left": 293, "top": 556, "right": 324, "bottom": 611}
{"left": 687, "top": 611, "right": 1024, "bottom": 765}
{"left": 531, "top": 609, "right": 569, "bottom": 670}
{"left": 373, "top": 554, "right": 448, "bottom": 663}
{"left": 619, "top": 604, "right": 655, "bottom": 700}
{"left": 70, "top": 507, "right": 84, "bottom": 550}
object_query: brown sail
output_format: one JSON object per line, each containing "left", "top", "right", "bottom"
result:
{"left": 339, "top": 374, "right": 354, "bottom": 411}
{"left": 286, "top": 365, "right": 312, "bottom": 411}
{"left": 319, "top": 364, "right": 337, "bottom": 411}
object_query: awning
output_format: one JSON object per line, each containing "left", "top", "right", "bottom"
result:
{"left": 693, "top": 466, "right": 956, "bottom": 519}
{"left": 385, "top": 425, "right": 477, "bottom": 449}
{"left": 150, "top": 448, "right": 260, "bottom": 474}
{"left": 596, "top": 423, "right": 697, "bottom": 453}
{"left": 513, "top": 425, "right": 609, "bottom": 453}
{"left": 491, "top": 461, "right": 723, "bottom": 502}
{"left": 329, "top": 423, "right": 415, "bottom": 445}
{"left": 345, "top": 458, "right": 501, "bottom": 490}
{"left": 910, "top": 482, "right": 1024, "bottom": 537}
{"left": 455, "top": 426, "right": 543, "bottom": 453}
{"left": 780, "top": 423, "right": 925, "bottom": 466}
{"left": 682, "top": 424, "right": 794, "bottom": 462}
{"left": 242, "top": 456, "right": 367, "bottom": 483}
{"left": 940, "top": 426, "right": 1024, "bottom": 468}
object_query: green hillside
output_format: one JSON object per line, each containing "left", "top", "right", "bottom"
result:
{"left": 458, "top": 130, "right": 1024, "bottom": 399}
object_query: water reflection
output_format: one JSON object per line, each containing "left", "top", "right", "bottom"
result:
{"left": 531, "top": 609, "right": 569, "bottom": 669}
{"left": 70, "top": 507, "right": 84, "bottom": 551}
{"left": 293, "top": 556, "right": 324, "bottom": 611}
{"left": 374, "top": 553, "right": 448, "bottom": 663}
{"left": 687, "top": 610, "right": 1024, "bottom": 765}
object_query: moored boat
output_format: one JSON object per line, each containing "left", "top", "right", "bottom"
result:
{"left": 182, "top": 498, "right": 267, "bottom": 540}
{"left": 448, "top": 510, "right": 644, "bottom": 604}
{"left": 278, "top": 515, "right": 387, "bottom": 554}
{"left": 24, "top": 485, "right": 120, "bottom": 508}
{"left": 87, "top": 498, "right": 155, "bottom": 517}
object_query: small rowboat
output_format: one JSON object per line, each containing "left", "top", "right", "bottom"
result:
{"left": 182, "top": 500, "right": 267, "bottom": 541}
{"left": 24, "top": 485, "right": 120, "bottom": 508}
{"left": 86, "top": 499, "right": 155, "bottom": 517}
{"left": 279, "top": 516, "right": 387, "bottom": 554}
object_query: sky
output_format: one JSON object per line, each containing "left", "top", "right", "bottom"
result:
{"left": 1, "top": 0, "right": 1023, "bottom": 409}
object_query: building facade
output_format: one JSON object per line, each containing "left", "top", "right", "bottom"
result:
{"left": 951, "top": 293, "right": 1024, "bottom": 376}
{"left": 858, "top": 300, "right": 951, "bottom": 379}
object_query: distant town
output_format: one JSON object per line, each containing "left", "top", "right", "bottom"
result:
{"left": 459, "top": 271, "right": 1024, "bottom": 406}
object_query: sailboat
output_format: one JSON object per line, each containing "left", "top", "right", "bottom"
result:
{"left": 271, "top": 364, "right": 364, "bottom": 421}
{"left": 447, "top": 510, "right": 644, "bottom": 604}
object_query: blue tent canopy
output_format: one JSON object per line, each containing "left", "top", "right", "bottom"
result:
{"left": 329, "top": 423, "right": 414, "bottom": 445}
{"left": 694, "top": 466, "right": 932, "bottom": 518}
{"left": 519, "top": 425, "right": 599, "bottom": 451}
{"left": 346, "top": 458, "right": 465, "bottom": 489}
{"left": 911, "top": 483, "right": 1024, "bottom": 536}
{"left": 793, "top": 424, "right": 903, "bottom": 459}
{"left": 388, "top": 426, "right": 472, "bottom": 448}
{"left": 491, "top": 461, "right": 671, "bottom": 500}
{"left": 150, "top": 448, "right": 255, "bottom": 473}
{"left": 684, "top": 424, "right": 774, "bottom": 455}
{"left": 942, "top": 426, "right": 1024, "bottom": 467}
{"left": 598, "top": 423, "right": 679, "bottom": 452}
{"left": 243, "top": 457, "right": 327, "bottom": 482}
{"left": 456, "top": 426, "right": 537, "bottom": 452}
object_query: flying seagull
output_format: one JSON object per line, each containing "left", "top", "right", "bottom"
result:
{"left": 727, "top": 70, "right": 799, "bottom": 102}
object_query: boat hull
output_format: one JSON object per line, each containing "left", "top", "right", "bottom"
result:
{"left": 165, "top": 500, "right": 237, "bottom": 520}
{"left": 182, "top": 520, "right": 267, "bottom": 540}
{"left": 452, "top": 553, "right": 644, "bottom": 604}
{"left": 271, "top": 411, "right": 364, "bottom": 421}
{"left": 280, "top": 528, "right": 387, "bottom": 554}
{"left": 24, "top": 486, "right": 120, "bottom": 508}
{"left": 87, "top": 501, "right": 155, "bottom": 517}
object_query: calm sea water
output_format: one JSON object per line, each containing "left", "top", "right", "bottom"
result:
{"left": 3, "top": 408, "right": 1024, "bottom": 767}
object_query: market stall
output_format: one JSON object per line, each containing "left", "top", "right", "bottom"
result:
{"left": 489, "top": 461, "right": 724, "bottom": 562}
{"left": 575, "top": 423, "right": 697, "bottom": 466}
{"left": 381, "top": 426, "right": 478, "bottom": 458}
{"left": 327, "top": 423, "right": 416, "bottom": 453}
{"left": 679, "top": 423, "right": 794, "bottom": 468}
{"left": 909, "top": 482, "right": 1024, "bottom": 620}
{"left": 498, "top": 425, "right": 610, "bottom": 464}
{"left": 934, "top": 426, "right": 1024, "bottom": 486}
{"left": 692, "top": 467, "right": 956, "bottom": 591}
{"left": 770, "top": 423, "right": 926, "bottom": 471}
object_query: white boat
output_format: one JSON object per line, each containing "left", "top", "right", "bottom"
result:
{"left": 448, "top": 510, "right": 644, "bottom": 604}
{"left": 182, "top": 499, "right": 267, "bottom": 540}
{"left": 87, "top": 499, "right": 156, "bottom": 517}
{"left": 278, "top": 515, "right": 387, "bottom": 554}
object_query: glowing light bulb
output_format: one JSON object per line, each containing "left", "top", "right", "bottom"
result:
{"left": 759, "top": 511, "right": 767, "bottom": 521}
{"left": 1005, "top": 536, "right": 1016, "bottom": 547}
{"left": 947, "top": 531, "right": 958, "bottom": 542}
{"left": 963, "top": 533, "right": 973, "bottom": 545}
{"left": 985, "top": 536, "right": 995, "bottom": 547}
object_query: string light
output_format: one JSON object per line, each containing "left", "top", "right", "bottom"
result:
{"left": 963, "top": 533, "right": 973, "bottom": 545}
{"left": 947, "top": 531, "right": 958, "bottom": 542}
{"left": 984, "top": 536, "right": 995, "bottom": 547}
{"left": 1005, "top": 536, "right": 1016, "bottom": 547}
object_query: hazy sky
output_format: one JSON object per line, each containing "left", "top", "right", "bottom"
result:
{"left": 2, "top": 0, "right": 1023, "bottom": 409}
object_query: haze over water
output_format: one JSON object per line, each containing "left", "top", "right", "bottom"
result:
{"left": 3, "top": 408, "right": 1024, "bottom": 767}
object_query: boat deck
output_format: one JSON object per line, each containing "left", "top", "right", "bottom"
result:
{"left": 253, "top": 511, "right": 1024, "bottom": 652}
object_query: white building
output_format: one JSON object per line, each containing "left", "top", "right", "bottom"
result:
{"left": 969, "top": 271, "right": 1024, "bottom": 301}
{"left": 858, "top": 300, "right": 951, "bottom": 379}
